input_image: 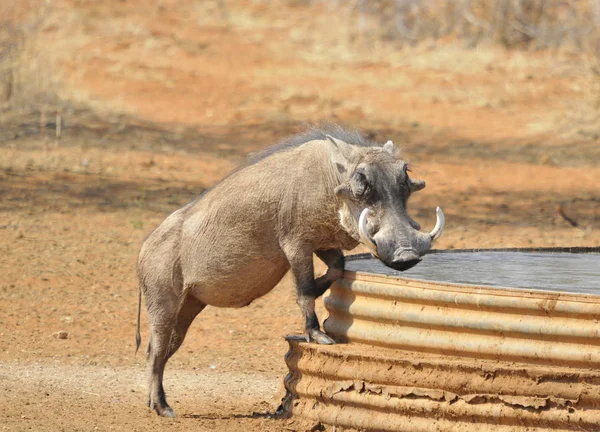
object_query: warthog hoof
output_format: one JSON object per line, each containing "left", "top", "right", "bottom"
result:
{"left": 307, "top": 329, "right": 336, "bottom": 345}
{"left": 149, "top": 398, "right": 176, "bottom": 418}
{"left": 155, "top": 405, "right": 176, "bottom": 418}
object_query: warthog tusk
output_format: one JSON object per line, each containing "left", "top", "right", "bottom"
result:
{"left": 359, "top": 208, "right": 379, "bottom": 257}
{"left": 430, "top": 207, "right": 445, "bottom": 245}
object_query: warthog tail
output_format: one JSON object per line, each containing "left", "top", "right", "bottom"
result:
{"left": 135, "top": 284, "right": 142, "bottom": 355}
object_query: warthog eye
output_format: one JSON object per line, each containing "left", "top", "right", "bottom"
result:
{"left": 401, "top": 164, "right": 412, "bottom": 189}
{"left": 353, "top": 171, "right": 370, "bottom": 198}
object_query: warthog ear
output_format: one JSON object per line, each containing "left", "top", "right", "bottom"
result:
{"left": 409, "top": 179, "right": 426, "bottom": 193}
{"left": 382, "top": 140, "right": 394, "bottom": 155}
{"left": 326, "top": 135, "right": 353, "bottom": 175}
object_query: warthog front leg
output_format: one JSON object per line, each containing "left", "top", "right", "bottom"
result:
{"left": 297, "top": 296, "right": 334, "bottom": 344}
{"left": 286, "top": 248, "right": 344, "bottom": 345}
{"left": 314, "top": 249, "right": 345, "bottom": 296}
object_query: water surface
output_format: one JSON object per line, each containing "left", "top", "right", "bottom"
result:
{"left": 345, "top": 250, "right": 600, "bottom": 295}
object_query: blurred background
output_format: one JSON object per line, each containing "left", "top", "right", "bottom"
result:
{"left": 1, "top": 1, "right": 599, "bottom": 430}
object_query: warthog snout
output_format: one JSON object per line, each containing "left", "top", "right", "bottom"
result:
{"left": 390, "top": 249, "right": 421, "bottom": 271}
{"left": 389, "top": 257, "right": 421, "bottom": 272}
{"left": 359, "top": 206, "right": 445, "bottom": 271}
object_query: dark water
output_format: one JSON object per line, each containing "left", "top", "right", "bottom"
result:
{"left": 345, "top": 250, "right": 600, "bottom": 295}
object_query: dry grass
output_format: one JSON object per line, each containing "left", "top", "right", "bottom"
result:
{"left": 0, "top": 0, "right": 68, "bottom": 148}
{"left": 0, "top": 2, "right": 59, "bottom": 107}
{"left": 334, "top": 0, "right": 600, "bottom": 51}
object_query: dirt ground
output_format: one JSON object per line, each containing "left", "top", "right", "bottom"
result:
{"left": 1, "top": 1, "right": 599, "bottom": 431}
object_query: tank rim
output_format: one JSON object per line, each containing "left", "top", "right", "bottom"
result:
{"left": 346, "top": 246, "right": 600, "bottom": 262}
{"left": 343, "top": 246, "right": 600, "bottom": 299}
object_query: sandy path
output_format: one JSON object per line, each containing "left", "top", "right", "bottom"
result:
{"left": 0, "top": 362, "right": 300, "bottom": 431}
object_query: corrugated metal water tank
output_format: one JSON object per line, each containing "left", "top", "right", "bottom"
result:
{"left": 282, "top": 248, "right": 600, "bottom": 431}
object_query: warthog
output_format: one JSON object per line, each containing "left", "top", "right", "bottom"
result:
{"left": 136, "top": 125, "right": 444, "bottom": 417}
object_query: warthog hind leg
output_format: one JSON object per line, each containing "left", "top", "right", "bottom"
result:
{"left": 167, "top": 294, "right": 206, "bottom": 360}
{"left": 146, "top": 290, "right": 205, "bottom": 417}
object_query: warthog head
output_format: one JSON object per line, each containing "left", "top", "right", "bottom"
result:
{"left": 327, "top": 135, "right": 444, "bottom": 271}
